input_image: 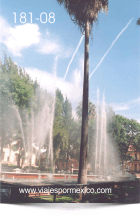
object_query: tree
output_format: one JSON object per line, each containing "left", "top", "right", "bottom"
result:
{"left": 108, "top": 114, "right": 140, "bottom": 166}
{"left": 53, "top": 89, "right": 69, "bottom": 162}
{"left": 76, "top": 100, "right": 96, "bottom": 170}
{"left": 53, "top": 89, "right": 81, "bottom": 171}
{"left": 53, "top": 89, "right": 77, "bottom": 169}
{"left": 76, "top": 100, "right": 96, "bottom": 121}
{"left": 0, "top": 53, "right": 39, "bottom": 168}
{"left": 63, "top": 97, "right": 73, "bottom": 168}
{"left": 57, "top": 0, "right": 108, "bottom": 185}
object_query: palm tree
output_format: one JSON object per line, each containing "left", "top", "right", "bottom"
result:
{"left": 57, "top": 0, "right": 108, "bottom": 185}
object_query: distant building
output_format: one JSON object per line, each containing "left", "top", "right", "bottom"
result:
{"left": 126, "top": 145, "right": 140, "bottom": 172}
{"left": 2, "top": 142, "right": 93, "bottom": 172}
{"left": 2, "top": 146, "right": 36, "bottom": 166}
{"left": 2, "top": 142, "right": 38, "bottom": 167}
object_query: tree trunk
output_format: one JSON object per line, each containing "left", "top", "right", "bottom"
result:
{"left": 78, "top": 20, "right": 89, "bottom": 185}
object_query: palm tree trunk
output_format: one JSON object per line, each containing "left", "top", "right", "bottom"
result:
{"left": 78, "top": 20, "right": 89, "bottom": 185}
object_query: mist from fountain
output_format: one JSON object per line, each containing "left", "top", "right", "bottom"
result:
{"left": 31, "top": 57, "right": 58, "bottom": 169}
{"left": 1, "top": 57, "right": 59, "bottom": 172}
{"left": 47, "top": 56, "right": 58, "bottom": 168}
{"left": 12, "top": 105, "right": 26, "bottom": 153}
{"left": 94, "top": 89, "right": 120, "bottom": 178}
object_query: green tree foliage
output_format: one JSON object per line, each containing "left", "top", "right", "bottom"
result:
{"left": 0, "top": 54, "right": 36, "bottom": 166}
{"left": 53, "top": 89, "right": 68, "bottom": 160}
{"left": 76, "top": 100, "right": 96, "bottom": 120}
{"left": 1, "top": 53, "right": 34, "bottom": 109}
{"left": 108, "top": 113, "right": 140, "bottom": 164}
{"left": 76, "top": 100, "right": 96, "bottom": 167}
{"left": 53, "top": 89, "right": 80, "bottom": 168}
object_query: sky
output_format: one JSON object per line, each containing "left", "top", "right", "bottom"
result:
{"left": 0, "top": 0, "right": 140, "bottom": 121}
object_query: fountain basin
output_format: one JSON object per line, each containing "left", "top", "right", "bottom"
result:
{"left": 0, "top": 171, "right": 103, "bottom": 181}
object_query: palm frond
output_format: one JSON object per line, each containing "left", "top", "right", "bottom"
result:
{"left": 57, "top": 0, "right": 108, "bottom": 33}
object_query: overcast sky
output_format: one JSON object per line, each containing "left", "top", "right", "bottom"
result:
{"left": 0, "top": 0, "right": 140, "bottom": 121}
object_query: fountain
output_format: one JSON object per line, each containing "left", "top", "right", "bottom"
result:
{"left": 93, "top": 88, "right": 121, "bottom": 180}
{"left": 12, "top": 105, "right": 26, "bottom": 154}
{"left": 29, "top": 57, "right": 58, "bottom": 170}
{"left": 0, "top": 61, "right": 135, "bottom": 184}
{"left": 0, "top": 57, "right": 58, "bottom": 175}
{"left": 47, "top": 56, "right": 58, "bottom": 169}
{"left": 94, "top": 91, "right": 107, "bottom": 176}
